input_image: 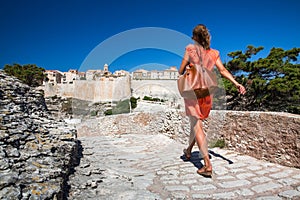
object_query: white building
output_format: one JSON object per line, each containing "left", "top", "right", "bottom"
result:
{"left": 163, "top": 66, "right": 178, "bottom": 79}
{"left": 86, "top": 69, "right": 103, "bottom": 81}
{"left": 86, "top": 64, "right": 113, "bottom": 80}
{"left": 132, "top": 66, "right": 178, "bottom": 80}
{"left": 114, "top": 70, "right": 129, "bottom": 77}
{"left": 132, "top": 69, "right": 150, "bottom": 80}
{"left": 62, "top": 69, "right": 79, "bottom": 84}
{"left": 44, "top": 70, "right": 63, "bottom": 85}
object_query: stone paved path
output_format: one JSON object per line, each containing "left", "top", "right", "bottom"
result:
{"left": 68, "top": 133, "right": 300, "bottom": 200}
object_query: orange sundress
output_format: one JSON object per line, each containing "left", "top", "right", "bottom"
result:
{"left": 183, "top": 44, "right": 220, "bottom": 120}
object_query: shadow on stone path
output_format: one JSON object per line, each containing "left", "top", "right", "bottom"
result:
{"left": 179, "top": 150, "right": 233, "bottom": 172}
{"left": 67, "top": 133, "right": 300, "bottom": 200}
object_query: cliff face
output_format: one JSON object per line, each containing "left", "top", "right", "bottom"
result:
{"left": 0, "top": 71, "right": 79, "bottom": 199}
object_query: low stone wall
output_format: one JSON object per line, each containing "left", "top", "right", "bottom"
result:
{"left": 78, "top": 109, "right": 299, "bottom": 168}
{"left": 207, "top": 111, "right": 300, "bottom": 168}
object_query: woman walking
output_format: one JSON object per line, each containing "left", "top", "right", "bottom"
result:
{"left": 178, "top": 24, "right": 246, "bottom": 177}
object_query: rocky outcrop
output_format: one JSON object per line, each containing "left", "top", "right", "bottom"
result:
{"left": 0, "top": 71, "right": 79, "bottom": 199}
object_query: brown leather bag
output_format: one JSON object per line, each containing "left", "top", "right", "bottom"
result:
{"left": 177, "top": 47, "right": 218, "bottom": 99}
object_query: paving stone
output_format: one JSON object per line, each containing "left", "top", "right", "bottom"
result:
{"left": 156, "top": 170, "right": 167, "bottom": 175}
{"left": 168, "top": 170, "right": 180, "bottom": 176}
{"left": 236, "top": 172, "right": 256, "bottom": 179}
{"left": 278, "top": 177, "right": 300, "bottom": 186}
{"left": 235, "top": 155, "right": 258, "bottom": 163}
{"left": 212, "top": 191, "right": 236, "bottom": 199}
{"left": 179, "top": 166, "right": 197, "bottom": 173}
{"left": 179, "top": 174, "right": 198, "bottom": 180}
{"left": 191, "top": 193, "right": 212, "bottom": 199}
{"left": 164, "top": 185, "right": 190, "bottom": 192}
{"left": 191, "top": 184, "right": 217, "bottom": 191}
{"left": 219, "top": 179, "right": 251, "bottom": 188}
{"left": 251, "top": 182, "right": 283, "bottom": 193}
{"left": 216, "top": 175, "right": 235, "bottom": 180}
{"left": 197, "top": 177, "right": 215, "bottom": 184}
{"left": 169, "top": 192, "right": 188, "bottom": 199}
{"left": 214, "top": 168, "right": 229, "bottom": 176}
{"left": 164, "top": 166, "right": 180, "bottom": 171}
{"left": 278, "top": 190, "right": 300, "bottom": 199}
{"left": 235, "top": 188, "right": 254, "bottom": 196}
{"left": 246, "top": 165, "right": 263, "bottom": 171}
{"left": 160, "top": 175, "right": 178, "bottom": 181}
{"left": 256, "top": 169, "right": 271, "bottom": 175}
{"left": 255, "top": 196, "right": 282, "bottom": 200}
{"left": 294, "top": 174, "right": 300, "bottom": 179}
{"left": 229, "top": 168, "right": 247, "bottom": 173}
{"left": 162, "top": 180, "right": 180, "bottom": 185}
{"left": 266, "top": 167, "right": 282, "bottom": 173}
{"left": 252, "top": 176, "right": 272, "bottom": 183}
{"left": 181, "top": 179, "right": 197, "bottom": 185}
{"left": 226, "top": 162, "right": 248, "bottom": 169}
{"left": 269, "top": 170, "right": 294, "bottom": 179}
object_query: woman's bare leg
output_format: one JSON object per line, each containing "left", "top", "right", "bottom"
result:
{"left": 186, "top": 138, "right": 196, "bottom": 154}
{"left": 190, "top": 116, "right": 212, "bottom": 172}
{"left": 185, "top": 117, "right": 196, "bottom": 155}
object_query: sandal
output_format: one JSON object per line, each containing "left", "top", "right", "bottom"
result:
{"left": 183, "top": 149, "right": 191, "bottom": 160}
{"left": 197, "top": 166, "right": 212, "bottom": 178}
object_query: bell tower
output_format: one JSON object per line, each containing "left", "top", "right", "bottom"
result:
{"left": 104, "top": 64, "right": 109, "bottom": 72}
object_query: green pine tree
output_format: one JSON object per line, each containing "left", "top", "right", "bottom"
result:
{"left": 3, "top": 64, "right": 46, "bottom": 87}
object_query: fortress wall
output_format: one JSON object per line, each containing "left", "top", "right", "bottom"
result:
{"left": 115, "top": 77, "right": 132, "bottom": 100}
{"left": 59, "top": 83, "right": 75, "bottom": 97}
{"left": 44, "top": 82, "right": 58, "bottom": 97}
{"left": 131, "top": 79, "right": 180, "bottom": 100}
{"left": 44, "top": 79, "right": 179, "bottom": 102}
{"left": 74, "top": 81, "right": 95, "bottom": 100}
{"left": 44, "top": 76, "right": 131, "bottom": 102}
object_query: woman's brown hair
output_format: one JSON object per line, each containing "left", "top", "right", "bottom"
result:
{"left": 192, "top": 24, "right": 211, "bottom": 50}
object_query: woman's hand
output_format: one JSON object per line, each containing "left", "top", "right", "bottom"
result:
{"left": 236, "top": 84, "right": 246, "bottom": 95}
{"left": 215, "top": 58, "right": 246, "bottom": 95}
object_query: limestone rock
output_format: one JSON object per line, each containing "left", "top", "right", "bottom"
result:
{"left": 0, "top": 70, "right": 79, "bottom": 199}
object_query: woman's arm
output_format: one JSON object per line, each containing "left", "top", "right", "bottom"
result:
{"left": 178, "top": 51, "right": 190, "bottom": 75}
{"left": 178, "top": 59, "right": 189, "bottom": 75}
{"left": 215, "top": 58, "right": 246, "bottom": 94}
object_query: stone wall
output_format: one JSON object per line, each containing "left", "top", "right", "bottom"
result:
{"left": 206, "top": 111, "right": 300, "bottom": 168}
{"left": 44, "top": 79, "right": 181, "bottom": 104}
{"left": 131, "top": 79, "right": 180, "bottom": 100}
{"left": 78, "top": 109, "right": 300, "bottom": 168}
{"left": 43, "top": 76, "right": 131, "bottom": 102}
{"left": 0, "top": 71, "right": 79, "bottom": 199}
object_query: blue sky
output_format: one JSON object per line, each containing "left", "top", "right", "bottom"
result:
{"left": 0, "top": 0, "right": 299, "bottom": 73}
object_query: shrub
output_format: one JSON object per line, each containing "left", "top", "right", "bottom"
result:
{"left": 130, "top": 97, "right": 138, "bottom": 109}
{"left": 209, "top": 139, "right": 226, "bottom": 148}
{"left": 143, "top": 96, "right": 165, "bottom": 102}
{"left": 104, "top": 109, "right": 112, "bottom": 115}
{"left": 90, "top": 110, "right": 97, "bottom": 116}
